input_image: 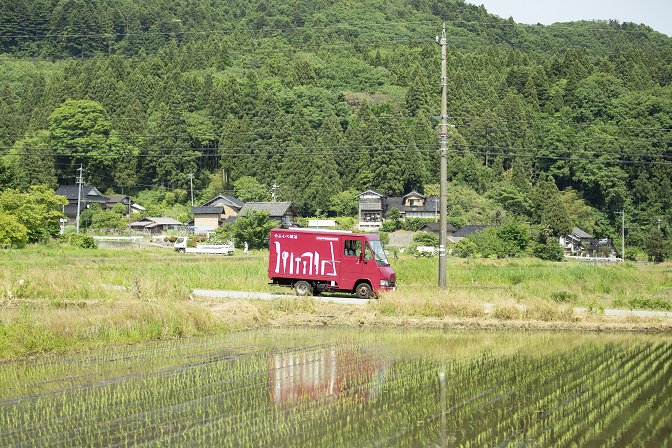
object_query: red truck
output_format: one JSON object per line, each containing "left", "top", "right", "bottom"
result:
{"left": 268, "top": 228, "right": 395, "bottom": 299}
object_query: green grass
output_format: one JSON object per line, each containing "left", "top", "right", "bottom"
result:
{"left": 0, "top": 244, "right": 670, "bottom": 358}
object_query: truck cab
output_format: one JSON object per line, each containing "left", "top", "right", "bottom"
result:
{"left": 268, "top": 228, "right": 395, "bottom": 299}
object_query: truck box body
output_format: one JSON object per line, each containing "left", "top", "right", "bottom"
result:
{"left": 268, "top": 228, "right": 395, "bottom": 298}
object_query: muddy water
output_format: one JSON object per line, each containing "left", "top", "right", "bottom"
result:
{"left": 1, "top": 329, "right": 670, "bottom": 447}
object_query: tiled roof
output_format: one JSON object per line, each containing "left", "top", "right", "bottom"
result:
{"left": 572, "top": 227, "right": 593, "bottom": 239}
{"left": 106, "top": 195, "right": 128, "bottom": 204}
{"left": 146, "top": 217, "right": 183, "bottom": 226}
{"left": 191, "top": 206, "right": 224, "bottom": 214}
{"left": 201, "top": 194, "right": 244, "bottom": 208}
{"left": 239, "top": 202, "right": 294, "bottom": 218}
{"left": 453, "top": 225, "right": 488, "bottom": 238}
{"left": 55, "top": 185, "right": 104, "bottom": 200}
{"left": 358, "top": 190, "right": 385, "bottom": 198}
{"left": 384, "top": 196, "right": 439, "bottom": 213}
{"left": 419, "top": 222, "right": 457, "bottom": 233}
{"left": 402, "top": 191, "right": 426, "bottom": 200}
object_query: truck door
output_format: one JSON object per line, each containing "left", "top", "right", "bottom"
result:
{"left": 361, "top": 242, "right": 381, "bottom": 285}
{"left": 340, "top": 238, "right": 364, "bottom": 290}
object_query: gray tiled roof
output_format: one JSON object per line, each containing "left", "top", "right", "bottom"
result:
{"left": 402, "top": 191, "right": 426, "bottom": 200}
{"left": 419, "top": 222, "right": 457, "bottom": 233}
{"left": 239, "top": 202, "right": 294, "bottom": 218}
{"left": 358, "top": 190, "right": 384, "bottom": 198}
{"left": 56, "top": 185, "right": 105, "bottom": 201}
{"left": 453, "top": 225, "right": 488, "bottom": 238}
{"left": 572, "top": 227, "right": 593, "bottom": 239}
{"left": 106, "top": 195, "right": 129, "bottom": 204}
{"left": 191, "top": 206, "right": 224, "bottom": 214}
{"left": 201, "top": 194, "right": 244, "bottom": 208}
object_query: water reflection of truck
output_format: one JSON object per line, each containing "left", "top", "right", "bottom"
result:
{"left": 268, "top": 228, "right": 395, "bottom": 299}
{"left": 174, "top": 237, "right": 234, "bottom": 255}
{"left": 269, "top": 346, "right": 386, "bottom": 405}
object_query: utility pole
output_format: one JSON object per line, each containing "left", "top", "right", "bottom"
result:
{"left": 436, "top": 23, "right": 448, "bottom": 289}
{"left": 616, "top": 210, "right": 625, "bottom": 261}
{"left": 271, "top": 183, "right": 280, "bottom": 202}
{"left": 75, "top": 164, "right": 83, "bottom": 234}
{"left": 188, "top": 173, "right": 194, "bottom": 206}
{"left": 657, "top": 218, "right": 662, "bottom": 231}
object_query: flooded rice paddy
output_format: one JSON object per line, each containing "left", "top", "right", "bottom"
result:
{"left": 1, "top": 329, "right": 671, "bottom": 447}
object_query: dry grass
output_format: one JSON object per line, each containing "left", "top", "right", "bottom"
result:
{"left": 1, "top": 244, "right": 671, "bottom": 358}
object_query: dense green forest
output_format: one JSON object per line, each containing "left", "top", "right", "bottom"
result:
{"left": 0, "top": 0, "right": 671, "bottom": 255}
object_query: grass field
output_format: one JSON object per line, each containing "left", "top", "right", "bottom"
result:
{"left": 0, "top": 244, "right": 671, "bottom": 358}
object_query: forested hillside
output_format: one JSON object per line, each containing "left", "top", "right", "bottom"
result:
{"left": 0, "top": 0, "right": 671, "bottom": 253}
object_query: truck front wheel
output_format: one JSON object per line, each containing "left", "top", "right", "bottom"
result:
{"left": 355, "top": 282, "right": 372, "bottom": 299}
{"left": 294, "top": 281, "right": 313, "bottom": 296}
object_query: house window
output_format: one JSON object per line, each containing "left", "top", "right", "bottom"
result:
{"left": 362, "top": 211, "right": 380, "bottom": 222}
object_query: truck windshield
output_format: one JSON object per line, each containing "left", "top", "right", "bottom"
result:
{"left": 368, "top": 240, "right": 390, "bottom": 267}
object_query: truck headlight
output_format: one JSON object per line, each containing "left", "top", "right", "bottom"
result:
{"left": 380, "top": 280, "right": 390, "bottom": 287}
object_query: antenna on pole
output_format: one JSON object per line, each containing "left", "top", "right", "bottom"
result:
{"left": 436, "top": 22, "right": 448, "bottom": 289}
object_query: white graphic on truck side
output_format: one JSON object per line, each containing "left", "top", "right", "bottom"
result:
{"left": 273, "top": 240, "right": 337, "bottom": 276}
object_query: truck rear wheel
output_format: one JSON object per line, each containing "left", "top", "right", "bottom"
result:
{"left": 355, "top": 282, "right": 372, "bottom": 299}
{"left": 294, "top": 281, "right": 313, "bottom": 296}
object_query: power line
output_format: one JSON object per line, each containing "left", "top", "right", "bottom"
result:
{"left": 7, "top": 145, "right": 671, "bottom": 166}
{"left": 5, "top": 142, "right": 672, "bottom": 158}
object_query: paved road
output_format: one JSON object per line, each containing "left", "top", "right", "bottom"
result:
{"left": 192, "top": 289, "right": 370, "bottom": 305}
{"left": 575, "top": 307, "right": 672, "bottom": 319}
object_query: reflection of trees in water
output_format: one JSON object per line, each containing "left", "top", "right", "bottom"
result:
{"left": 269, "top": 346, "right": 386, "bottom": 405}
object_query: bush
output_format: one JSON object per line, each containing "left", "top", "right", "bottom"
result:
{"left": 550, "top": 291, "right": 577, "bottom": 303}
{"left": 530, "top": 240, "right": 564, "bottom": 261}
{"left": 625, "top": 247, "right": 647, "bottom": 261}
{"left": 0, "top": 213, "right": 28, "bottom": 248}
{"left": 232, "top": 211, "right": 279, "bottom": 249}
{"left": 469, "top": 228, "right": 507, "bottom": 258}
{"left": 401, "top": 218, "right": 434, "bottom": 231}
{"left": 627, "top": 298, "right": 672, "bottom": 311}
{"left": 380, "top": 220, "right": 400, "bottom": 232}
{"left": 68, "top": 233, "right": 97, "bottom": 249}
{"left": 208, "top": 225, "right": 233, "bottom": 244}
{"left": 496, "top": 220, "right": 530, "bottom": 256}
{"left": 335, "top": 216, "right": 356, "bottom": 231}
{"left": 378, "top": 231, "right": 390, "bottom": 245}
{"left": 453, "top": 238, "right": 478, "bottom": 258}
{"left": 412, "top": 231, "right": 439, "bottom": 246}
